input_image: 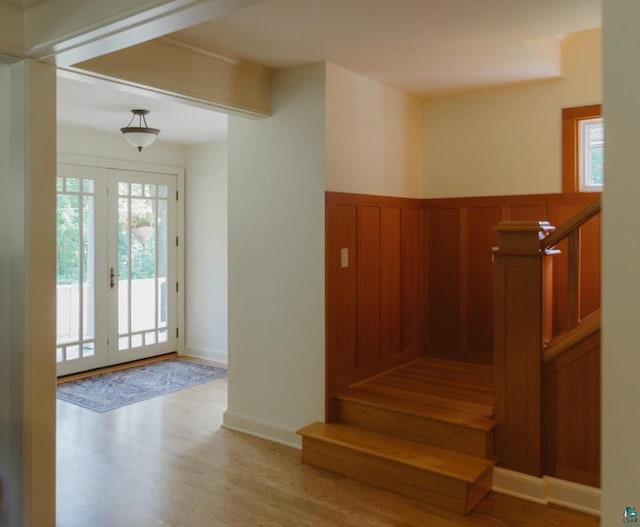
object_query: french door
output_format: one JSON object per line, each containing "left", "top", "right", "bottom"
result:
{"left": 56, "top": 164, "right": 179, "bottom": 376}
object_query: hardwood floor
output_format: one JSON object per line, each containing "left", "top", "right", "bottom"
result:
{"left": 57, "top": 362, "right": 599, "bottom": 526}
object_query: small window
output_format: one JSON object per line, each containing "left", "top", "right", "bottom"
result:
{"left": 562, "top": 104, "right": 602, "bottom": 193}
{"left": 578, "top": 117, "right": 604, "bottom": 191}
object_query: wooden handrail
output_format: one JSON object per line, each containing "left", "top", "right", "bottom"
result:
{"left": 543, "top": 309, "right": 601, "bottom": 364}
{"left": 540, "top": 197, "right": 601, "bottom": 250}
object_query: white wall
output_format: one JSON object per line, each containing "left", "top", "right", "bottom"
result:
{"left": 325, "top": 63, "right": 423, "bottom": 198}
{"left": 422, "top": 28, "right": 602, "bottom": 198}
{"left": 602, "top": 2, "right": 640, "bottom": 525}
{"left": 57, "top": 122, "right": 187, "bottom": 167}
{"left": 184, "top": 142, "right": 228, "bottom": 363}
{"left": 225, "top": 63, "right": 326, "bottom": 447}
{"left": 0, "top": 59, "right": 57, "bottom": 527}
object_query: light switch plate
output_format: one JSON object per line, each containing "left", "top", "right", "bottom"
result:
{"left": 340, "top": 248, "right": 349, "bottom": 268}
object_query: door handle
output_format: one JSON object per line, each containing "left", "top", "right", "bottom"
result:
{"left": 110, "top": 267, "right": 117, "bottom": 289}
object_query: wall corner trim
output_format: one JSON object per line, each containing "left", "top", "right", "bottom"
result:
{"left": 221, "top": 411, "right": 302, "bottom": 450}
{"left": 493, "top": 467, "right": 600, "bottom": 516}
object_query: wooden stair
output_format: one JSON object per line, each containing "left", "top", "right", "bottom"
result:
{"left": 297, "top": 358, "right": 496, "bottom": 514}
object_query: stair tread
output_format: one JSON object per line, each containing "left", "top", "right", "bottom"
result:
{"left": 297, "top": 422, "right": 493, "bottom": 483}
{"left": 349, "top": 358, "right": 495, "bottom": 415}
{"left": 336, "top": 388, "right": 496, "bottom": 431}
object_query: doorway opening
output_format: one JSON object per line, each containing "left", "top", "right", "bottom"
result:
{"left": 56, "top": 165, "right": 179, "bottom": 376}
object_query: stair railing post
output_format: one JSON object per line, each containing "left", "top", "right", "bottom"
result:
{"left": 493, "top": 221, "right": 556, "bottom": 477}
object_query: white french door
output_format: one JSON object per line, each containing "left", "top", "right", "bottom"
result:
{"left": 56, "top": 164, "right": 179, "bottom": 376}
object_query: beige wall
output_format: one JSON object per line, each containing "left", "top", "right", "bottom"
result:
{"left": 422, "top": 28, "right": 602, "bottom": 198}
{"left": 225, "top": 64, "right": 325, "bottom": 446}
{"left": 185, "top": 141, "right": 228, "bottom": 363}
{"left": 325, "top": 63, "right": 423, "bottom": 198}
{"left": 602, "top": 1, "right": 640, "bottom": 525}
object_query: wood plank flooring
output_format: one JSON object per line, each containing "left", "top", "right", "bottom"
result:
{"left": 57, "top": 359, "right": 599, "bottom": 527}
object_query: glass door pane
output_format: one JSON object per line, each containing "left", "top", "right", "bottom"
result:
{"left": 109, "top": 171, "right": 177, "bottom": 363}
{"left": 56, "top": 165, "right": 107, "bottom": 376}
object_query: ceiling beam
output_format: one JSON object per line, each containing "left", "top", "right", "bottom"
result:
{"left": 0, "top": 3, "right": 25, "bottom": 60}
{"left": 73, "top": 37, "right": 273, "bottom": 117}
{"left": 23, "top": 0, "right": 267, "bottom": 66}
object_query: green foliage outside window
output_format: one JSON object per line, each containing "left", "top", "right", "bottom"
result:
{"left": 57, "top": 194, "right": 87, "bottom": 285}
{"left": 590, "top": 148, "right": 604, "bottom": 186}
{"left": 57, "top": 194, "right": 160, "bottom": 285}
{"left": 119, "top": 218, "right": 157, "bottom": 280}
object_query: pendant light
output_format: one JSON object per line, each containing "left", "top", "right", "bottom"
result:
{"left": 120, "top": 109, "right": 160, "bottom": 152}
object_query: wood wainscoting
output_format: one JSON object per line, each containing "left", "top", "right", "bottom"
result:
{"left": 326, "top": 192, "right": 424, "bottom": 418}
{"left": 324, "top": 190, "right": 601, "bottom": 491}
{"left": 326, "top": 191, "right": 601, "bottom": 414}
{"left": 424, "top": 192, "right": 601, "bottom": 365}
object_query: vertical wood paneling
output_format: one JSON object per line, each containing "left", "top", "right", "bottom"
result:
{"left": 466, "top": 207, "right": 501, "bottom": 355}
{"left": 427, "top": 209, "right": 459, "bottom": 350}
{"left": 357, "top": 206, "right": 381, "bottom": 368}
{"left": 458, "top": 208, "right": 469, "bottom": 353}
{"left": 510, "top": 205, "right": 549, "bottom": 221}
{"left": 553, "top": 334, "right": 600, "bottom": 487}
{"left": 326, "top": 191, "right": 600, "bottom": 418}
{"left": 325, "top": 204, "right": 357, "bottom": 415}
{"left": 542, "top": 360, "right": 557, "bottom": 477}
{"left": 422, "top": 194, "right": 599, "bottom": 363}
{"left": 381, "top": 208, "right": 401, "bottom": 358}
{"left": 579, "top": 215, "right": 601, "bottom": 318}
{"left": 400, "top": 208, "right": 422, "bottom": 353}
{"left": 325, "top": 193, "right": 424, "bottom": 403}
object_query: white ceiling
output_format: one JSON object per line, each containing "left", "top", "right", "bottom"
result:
{"left": 58, "top": 0, "right": 601, "bottom": 144}
{"left": 171, "top": 0, "right": 601, "bottom": 95}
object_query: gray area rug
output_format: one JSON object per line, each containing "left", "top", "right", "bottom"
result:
{"left": 57, "top": 358, "right": 227, "bottom": 412}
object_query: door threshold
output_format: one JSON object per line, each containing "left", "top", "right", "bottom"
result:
{"left": 57, "top": 352, "right": 178, "bottom": 384}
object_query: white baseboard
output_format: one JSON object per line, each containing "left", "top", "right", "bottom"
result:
{"left": 183, "top": 346, "right": 228, "bottom": 365}
{"left": 493, "top": 467, "right": 547, "bottom": 504}
{"left": 493, "top": 467, "right": 600, "bottom": 516}
{"left": 544, "top": 476, "right": 601, "bottom": 516}
{"left": 222, "top": 410, "right": 301, "bottom": 449}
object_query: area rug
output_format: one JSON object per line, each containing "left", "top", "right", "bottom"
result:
{"left": 57, "top": 358, "right": 227, "bottom": 412}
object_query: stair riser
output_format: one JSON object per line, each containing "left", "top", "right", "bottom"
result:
{"left": 301, "top": 436, "right": 492, "bottom": 514}
{"left": 336, "top": 399, "right": 494, "bottom": 458}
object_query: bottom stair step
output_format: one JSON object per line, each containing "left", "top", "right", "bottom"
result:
{"left": 297, "top": 422, "right": 493, "bottom": 515}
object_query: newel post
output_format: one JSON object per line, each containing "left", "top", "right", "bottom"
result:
{"left": 493, "top": 221, "right": 556, "bottom": 476}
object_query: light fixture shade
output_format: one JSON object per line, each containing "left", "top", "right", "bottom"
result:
{"left": 121, "top": 129, "right": 160, "bottom": 150}
{"left": 120, "top": 109, "right": 160, "bottom": 152}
